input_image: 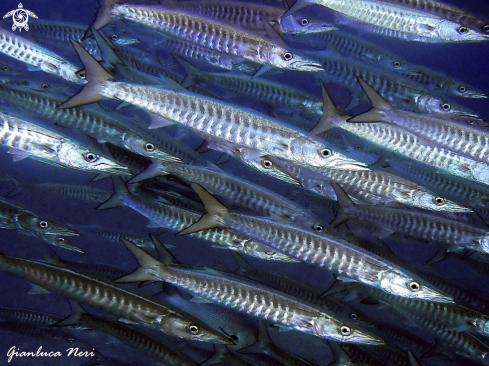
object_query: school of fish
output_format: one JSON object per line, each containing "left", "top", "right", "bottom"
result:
{"left": 0, "top": 0, "right": 488, "bottom": 365}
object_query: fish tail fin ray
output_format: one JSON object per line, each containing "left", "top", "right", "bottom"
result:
{"left": 58, "top": 40, "right": 113, "bottom": 109}
{"left": 177, "top": 183, "right": 228, "bottom": 236}
{"left": 129, "top": 159, "right": 167, "bottom": 184}
{"left": 96, "top": 176, "right": 128, "bottom": 210}
{"left": 329, "top": 182, "right": 354, "bottom": 227}
{"left": 52, "top": 301, "right": 87, "bottom": 327}
{"left": 91, "top": 0, "right": 118, "bottom": 31}
{"left": 309, "top": 82, "right": 346, "bottom": 137}
{"left": 173, "top": 55, "right": 201, "bottom": 88}
{"left": 347, "top": 78, "right": 393, "bottom": 123}
{"left": 116, "top": 238, "right": 170, "bottom": 283}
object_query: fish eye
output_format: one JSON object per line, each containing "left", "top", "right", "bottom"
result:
{"left": 313, "top": 225, "right": 323, "bottom": 232}
{"left": 283, "top": 52, "right": 293, "bottom": 61}
{"left": 67, "top": 338, "right": 75, "bottom": 343}
{"left": 320, "top": 148, "right": 332, "bottom": 157}
{"left": 301, "top": 18, "right": 309, "bottom": 26}
{"left": 355, "top": 145, "right": 361, "bottom": 149}
{"left": 408, "top": 281, "right": 420, "bottom": 291}
{"left": 458, "top": 26, "right": 468, "bottom": 34}
{"left": 78, "top": 71, "right": 86, "bottom": 79}
{"left": 188, "top": 325, "right": 199, "bottom": 334}
{"left": 2, "top": 66, "right": 8, "bottom": 70}
{"left": 458, "top": 86, "right": 467, "bottom": 93}
{"left": 42, "top": 83, "right": 49, "bottom": 89}
{"left": 144, "top": 142, "right": 155, "bottom": 151}
{"left": 441, "top": 103, "right": 451, "bottom": 111}
{"left": 83, "top": 152, "right": 99, "bottom": 163}
{"left": 265, "top": 251, "right": 276, "bottom": 255}
{"left": 39, "top": 221, "right": 49, "bottom": 229}
{"left": 467, "top": 120, "right": 476, "bottom": 125}
{"left": 111, "top": 34, "right": 119, "bottom": 40}
{"left": 340, "top": 326, "right": 351, "bottom": 336}
{"left": 393, "top": 61, "right": 401, "bottom": 68}
{"left": 349, "top": 313, "right": 358, "bottom": 320}
{"left": 57, "top": 237, "right": 65, "bottom": 243}
{"left": 432, "top": 197, "right": 445, "bottom": 206}
{"left": 262, "top": 159, "right": 273, "bottom": 168}
{"left": 484, "top": 25, "right": 489, "bottom": 33}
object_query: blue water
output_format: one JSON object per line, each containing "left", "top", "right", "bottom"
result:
{"left": 0, "top": 0, "right": 489, "bottom": 365}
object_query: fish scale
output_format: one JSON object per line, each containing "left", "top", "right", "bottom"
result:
{"left": 343, "top": 204, "right": 489, "bottom": 251}
{"left": 115, "top": 189, "right": 298, "bottom": 263}
{"left": 339, "top": 121, "right": 489, "bottom": 185}
{"left": 94, "top": 3, "right": 321, "bottom": 72}
{"left": 165, "top": 267, "right": 325, "bottom": 331}
{"left": 0, "top": 29, "right": 82, "bottom": 83}
{"left": 100, "top": 81, "right": 351, "bottom": 169}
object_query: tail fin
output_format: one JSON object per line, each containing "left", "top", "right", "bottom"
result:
{"left": 281, "top": 0, "right": 315, "bottom": 18}
{"left": 347, "top": 78, "right": 393, "bottom": 123}
{"left": 58, "top": 40, "right": 113, "bottom": 109}
{"left": 173, "top": 55, "right": 202, "bottom": 88}
{"left": 115, "top": 238, "right": 170, "bottom": 283}
{"left": 177, "top": 183, "right": 228, "bottom": 235}
{"left": 53, "top": 301, "right": 87, "bottom": 327}
{"left": 91, "top": 0, "right": 118, "bottom": 31}
{"left": 309, "top": 82, "right": 349, "bottom": 137}
{"left": 128, "top": 159, "right": 167, "bottom": 184}
{"left": 329, "top": 182, "right": 355, "bottom": 227}
{"left": 96, "top": 176, "right": 128, "bottom": 210}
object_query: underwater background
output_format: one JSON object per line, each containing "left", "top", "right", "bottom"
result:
{"left": 1, "top": 0, "right": 489, "bottom": 365}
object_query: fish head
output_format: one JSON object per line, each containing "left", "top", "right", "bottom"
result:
{"left": 379, "top": 269, "right": 454, "bottom": 303}
{"left": 122, "top": 135, "right": 183, "bottom": 163}
{"left": 438, "top": 19, "right": 489, "bottom": 42}
{"left": 292, "top": 139, "right": 369, "bottom": 170}
{"left": 243, "top": 156, "right": 302, "bottom": 186}
{"left": 39, "top": 235, "right": 84, "bottom": 253}
{"left": 16, "top": 213, "right": 80, "bottom": 237}
{"left": 57, "top": 142, "right": 131, "bottom": 175}
{"left": 268, "top": 48, "right": 324, "bottom": 72}
{"left": 280, "top": 14, "right": 337, "bottom": 35}
{"left": 158, "top": 316, "right": 234, "bottom": 344}
{"left": 443, "top": 82, "right": 488, "bottom": 99}
{"left": 412, "top": 192, "right": 472, "bottom": 213}
{"left": 314, "top": 316, "right": 385, "bottom": 345}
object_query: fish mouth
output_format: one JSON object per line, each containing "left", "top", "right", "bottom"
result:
{"left": 97, "top": 164, "right": 132, "bottom": 176}
{"left": 328, "top": 156, "right": 369, "bottom": 170}
{"left": 461, "top": 91, "right": 488, "bottom": 99}
{"left": 292, "top": 61, "right": 324, "bottom": 72}
{"left": 44, "top": 228, "right": 80, "bottom": 236}
{"left": 359, "top": 336, "right": 386, "bottom": 346}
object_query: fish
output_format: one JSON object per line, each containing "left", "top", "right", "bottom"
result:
{"left": 60, "top": 40, "right": 366, "bottom": 171}
{"left": 116, "top": 238, "right": 386, "bottom": 345}
{"left": 283, "top": 0, "right": 489, "bottom": 42}
{"left": 0, "top": 24, "right": 84, "bottom": 83}
{"left": 0, "top": 251, "right": 233, "bottom": 344}
{"left": 179, "top": 183, "right": 454, "bottom": 302}
{"left": 0, "top": 111, "right": 131, "bottom": 175}
{"left": 90, "top": 1, "right": 323, "bottom": 74}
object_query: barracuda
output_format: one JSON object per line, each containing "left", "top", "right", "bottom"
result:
{"left": 349, "top": 79, "right": 489, "bottom": 165}
{"left": 60, "top": 41, "right": 365, "bottom": 171}
{"left": 0, "top": 84, "right": 187, "bottom": 164}
{"left": 98, "top": 177, "right": 300, "bottom": 263}
{"left": 116, "top": 239, "right": 385, "bottom": 345}
{"left": 91, "top": 0, "right": 323, "bottom": 73}
{"left": 0, "top": 26, "right": 84, "bottom": 84}
{"left": 178, "top": 183, "right": 454, "bottom": 303}
{"left": 58, "top": 303, "right": 196, "bottom": 366}
{"left": 304, "top": 51, "right": 475, "bottom": 115}
{"left": 0, "top": 111, "right": 130, "bottom": 175}
{"left": 331, "top": 183, "right": 489, "bottom": 254}
{"left": 129, "top": 160, "right": 324, "bottom": 230}
{"left": 176, "top": 56, "right": 323, "bottom": 116}
{"left": 0, "top": 253, "right": 232, "bottom": 344}
{"left": 311, "top": 83, "right": 489, "bottom": 187}
{"left": 284, "top": 0, "right": 489, "bottom": 42}
{"left": 261, "top": 156, "right": 471, "bottom": 213}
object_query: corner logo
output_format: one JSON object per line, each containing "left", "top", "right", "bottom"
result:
{"left": 3, "top": 3, "right": 38, "bottom": 32}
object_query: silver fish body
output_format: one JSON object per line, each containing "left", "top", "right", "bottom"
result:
{"left": 0, "top": 253, "right": 231, "bottom": 344}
